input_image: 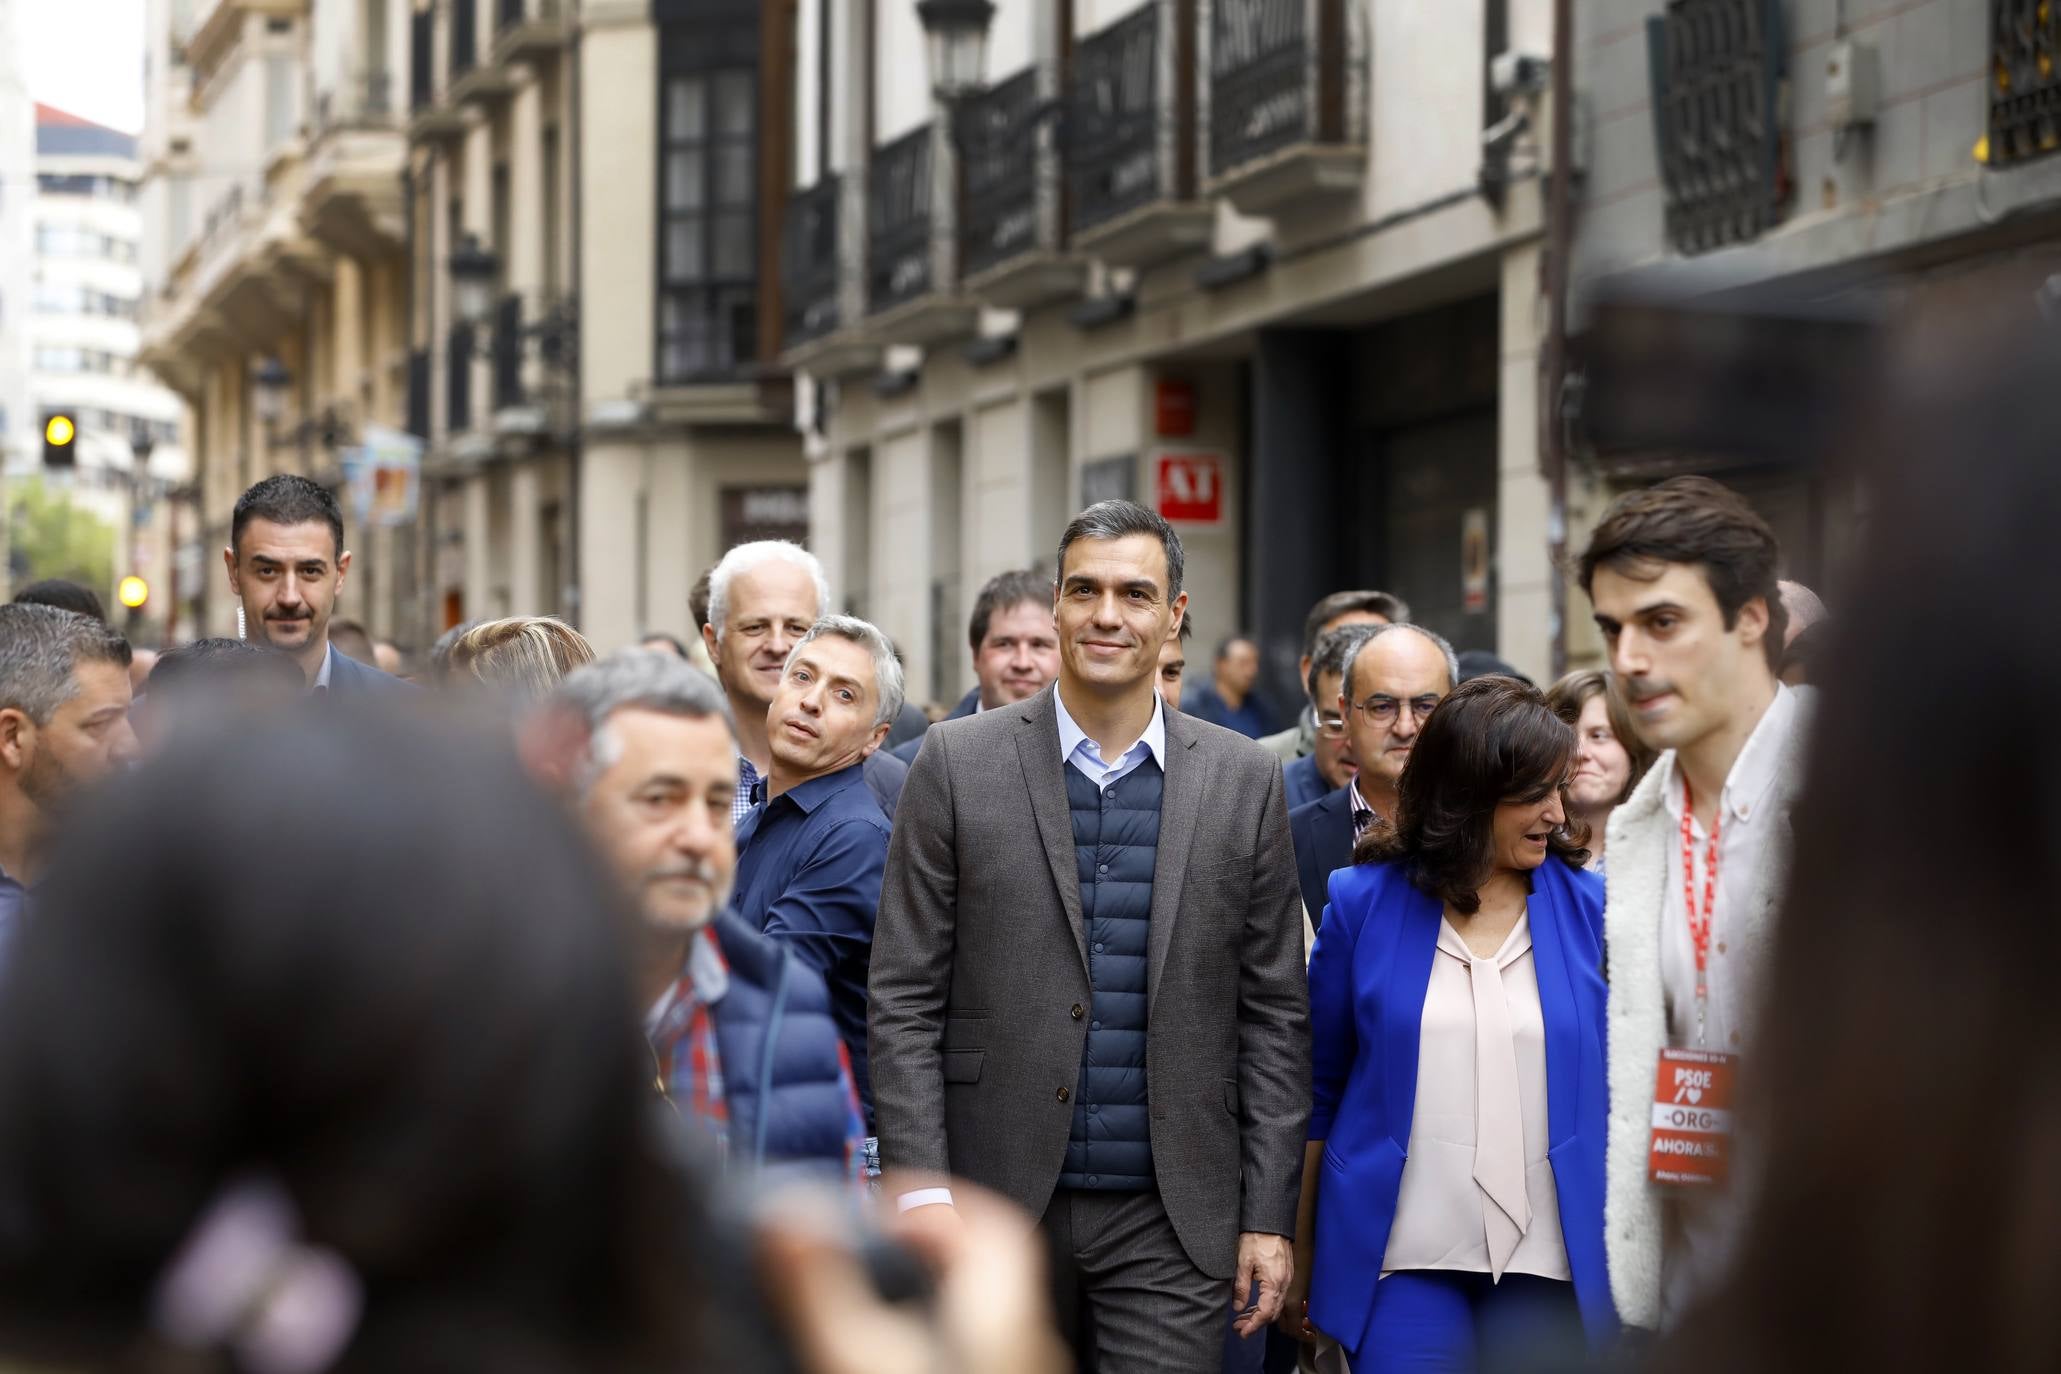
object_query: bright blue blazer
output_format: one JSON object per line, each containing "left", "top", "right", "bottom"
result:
{"left": 1306, "top": 857, "right": 1618, "bottom": 1354}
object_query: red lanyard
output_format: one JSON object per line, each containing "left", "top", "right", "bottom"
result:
{"left": 1680, "top": 780, "right": 1721, "bottom": 1010}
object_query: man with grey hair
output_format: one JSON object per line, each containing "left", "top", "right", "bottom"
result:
{"left": 731, "top": 615, "right": 899, "bottom": 1138}
{"left": 0, "top": 605, "right": 138, "bottom": 962}
{"left": 699, "top": 540, "right": 908, "bottom": 824}
{"left": 534, "top": 649, "right": 867, "bottom": 1176}
{"left": 1289, "top": 622, "right": 1457, "bottom": 930}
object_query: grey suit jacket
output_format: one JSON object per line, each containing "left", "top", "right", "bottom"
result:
{"left": 869, "top": 683, "right": 1311, "bottom": 1278}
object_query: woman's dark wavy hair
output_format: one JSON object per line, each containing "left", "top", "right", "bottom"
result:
{"left": 1356, "top": 675, "right": 1589, "bottom": 912}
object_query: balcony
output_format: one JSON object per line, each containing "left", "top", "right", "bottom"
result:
{"left": 407, "top": 349, "right": 431, "bottom": 439}
{"left": 449, "top": 0, "right": 520, "bottom": 106}
{"left": 408, "top": 6, "right": 467, "bottom": 143}
{"left": 1204, "top": 0, "right": 1364, "bottom": 214}
{"left": 1646, "top": 0, "right": 1791, "bottom": 256}
{"left": 302, "top": 71, "right": 407, "bottom": 259}
{"left": 447, "top": 323, "right": 475, "bottom": 436}
{"left": 866, "top": 124, "right": 977, "bottom": 346}
{"left": 492, "top": 294, "right": 524, "bottom": 412}
{"left": 779, "top": 173, "right": 883, "bottom": 377}
{"left": 493, "top": 0, "right": 569, "bottom": 64}
{"left": 959, "top": 68, "right": 1086, "bottom": 309}
{"left": 1067, "top": 0, "right": 1211, "bottom": 268}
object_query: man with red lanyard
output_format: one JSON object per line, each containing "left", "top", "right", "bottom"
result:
{"left": 1578, "top": 477, "right": 1813, "bottom": 1332}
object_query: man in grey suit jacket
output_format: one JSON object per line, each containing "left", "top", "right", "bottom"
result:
{"left": 870, "top": 500, "right": 1311, "bottom": 1373}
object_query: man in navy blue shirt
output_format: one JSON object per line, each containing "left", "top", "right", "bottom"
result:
{"left": 1182, "top": 633, "right": 1280, "bottom": 739}
{"left": 733, "top": 614, "right": 900, "bottom": 1129}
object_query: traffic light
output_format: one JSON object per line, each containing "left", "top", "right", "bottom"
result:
{"left": 117, "top": 576, "right": 149, "bottom": 610}
{"left": 42, "top": 412, "right": 76, "bottom": 467}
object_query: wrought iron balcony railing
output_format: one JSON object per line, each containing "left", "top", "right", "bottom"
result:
{"left": 867, "top": 125, "right": 934, "bottom": 314}
{"left": 1068, "top": 1, "right": 1190, "bottom": 236}
{"left": 959, "top": 69, "right": 1042, "bottom": 279}
{"left": 781, "top": 174, "right": 842, "bottom": 347}
{"left": 1208, "top": 0, "right": 1346, "bottom": 175}
{"left": 1645, "top": 0, "right": 1791, "bottom": 256}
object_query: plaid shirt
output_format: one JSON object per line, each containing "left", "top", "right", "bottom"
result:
{"left": 733, "top": 754, "right": 763, "bottom": 828}
{"left": 647, "top": 930, "right": 733, "bottom": 1158}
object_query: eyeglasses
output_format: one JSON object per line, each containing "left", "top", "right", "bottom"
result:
{"left": 1351, "top": 694, "right": 1443, "bottom": 726}
{"left": 1316, "top": 711, "right": 1347, "bottom": 738}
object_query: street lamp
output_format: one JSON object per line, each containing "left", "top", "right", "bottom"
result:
{"left": 251, "top": 356, "right": 291, "bottom": 429}
{"left": 916, "top": 0, "right": 995, "bottom": 101}
{"left": 449, "top": 232, "right": 500, "bottom": 329}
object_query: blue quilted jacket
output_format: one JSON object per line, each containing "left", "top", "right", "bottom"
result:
{"left": 707, "top": 910, "right": 867, "bottom": 1177}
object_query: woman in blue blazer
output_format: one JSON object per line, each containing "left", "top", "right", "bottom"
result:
{"left": 1282, "top": 676, "right": 1618, "bottom": 1371}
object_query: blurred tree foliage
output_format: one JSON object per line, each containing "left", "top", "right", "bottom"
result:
{"left": 7, "top": 476, "right": 116, "bottom": 594}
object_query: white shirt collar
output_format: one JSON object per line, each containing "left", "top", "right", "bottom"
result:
{"left": 1053, "top": 684, "right": 1166, "bottom": 772}
{"left": 1661, "top": 682, "right": 1799, "bottom": 827}
{"left": 313, "top": 642, "right": 335, "bottom": 691}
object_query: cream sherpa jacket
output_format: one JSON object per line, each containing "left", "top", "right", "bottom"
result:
{"left": 1600, "top": 690, "right": 1813, "bottom": 1329}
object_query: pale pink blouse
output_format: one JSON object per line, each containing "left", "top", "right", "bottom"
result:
{"left": 1380, "top": 912, "right": 1570, "bottom": 1282}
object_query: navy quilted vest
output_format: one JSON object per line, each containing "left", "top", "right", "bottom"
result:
{"left": 1057, "top": 758, "right": 1161, "bottom": 1191}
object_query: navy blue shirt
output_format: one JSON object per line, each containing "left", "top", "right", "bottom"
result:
{"left": 0, "top": 866, "right": 22, "bottom": 972}
{"left": 733, "top": 761, "right": 892, "bottom": 1129}
{"left": 1182, "top": 683, "right": 1280, "bottom": 739}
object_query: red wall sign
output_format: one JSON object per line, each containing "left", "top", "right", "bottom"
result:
{"left": 1155, "top": 379, "right": 1196, "bottom": 437}
{"left": 1157, "top": 452, "right": 1223, "bottom": 525}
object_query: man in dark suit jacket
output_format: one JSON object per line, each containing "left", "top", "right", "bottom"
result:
{"left": 892, "top": 568, "right": 1059, "bottom": 766}
{"left": 871, "top": 502, "right": 1310, "bottom": 1373}
{"left": 1289, "top": 786, "right": 1357, "bottom": 931}
{"left": 223, "top": 474, "right": 415, "bottom": 696}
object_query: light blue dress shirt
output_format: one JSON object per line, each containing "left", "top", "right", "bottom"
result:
{"left": 1053, "top": 687, "right": 1166, "bottom": 790}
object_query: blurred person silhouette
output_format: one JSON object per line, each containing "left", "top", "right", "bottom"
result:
{"left": 373, "top": 640, "right": 406, "bottom": 677}
{"left": 0, "top": 702, "right": 1070, "bottom": 1374}
{"left": 1659, "top": 320, "right": 2061, "bottom": 1373}
{"left": 427, "top": 620, "right": 477, "bottom": 685}
{"left": 127, "top": 649, "right": 160, "bottom": 694}
{"left": 536, "top": 650, "right": 868, "bottom": 1179}
{"left": 328, "top": 619, "right": 378, "bottom": 667}
{"left": 1285, "top": 677, "right": 1617, "bottom": 1371}
{"left": 0, "top": 605, "right": 136, "bottom": 967}
{"left": 1182, "top": 633, "right": 1279, "bottom": 739}
{"left": 0, "top": 706, "right": 717, "bottom": 1372}
{"left": 1545, "top": 671, "right": 1657, "bottom": 875}
{"left": 640, "top": 633, "right": 692, "bottom": 659}
{"left": 446, "top": 616, "right": 597, "bottom": 709}
{"left": 11, "top": 579, "right": 107, "bottom": 623}
{"left": 138, "top": 638, "right": 304, "bottom": 752}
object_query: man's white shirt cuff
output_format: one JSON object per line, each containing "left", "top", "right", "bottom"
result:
{"left": 895, "top": 1187, "right": 956, "bottom": 1212}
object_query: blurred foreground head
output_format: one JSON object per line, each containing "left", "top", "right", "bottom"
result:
{"left": 0, "top": 705, "right": 701, "bottom": 1372}
{"left": 1671, "top": 320, "right": 2061, "bottom": 1370}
